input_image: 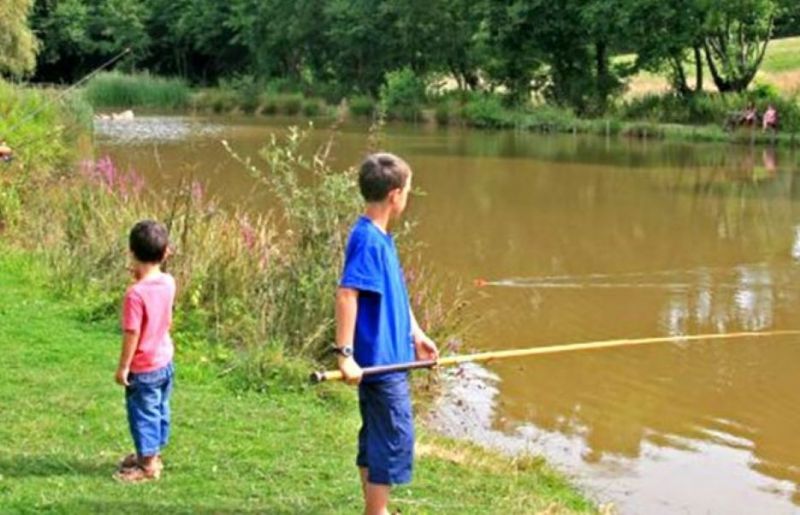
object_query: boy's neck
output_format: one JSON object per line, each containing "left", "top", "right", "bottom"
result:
{"left": 133, "top": 263, "right": 162, "bottom": 281}
{"left": 364, "top": 203, "right": 393, "bottom": 233}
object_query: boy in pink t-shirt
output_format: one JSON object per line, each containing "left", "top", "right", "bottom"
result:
{"left": 114, "top": 220, "right": 176, "bottom": 482}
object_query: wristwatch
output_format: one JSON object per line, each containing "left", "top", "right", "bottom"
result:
{"left": 330, "top": 345, "right": 354, "bottom": 358}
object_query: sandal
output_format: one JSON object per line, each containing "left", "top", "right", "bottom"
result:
{"left": 118, "top": 453, "right": 164, "bottom": 471}
{"left": 118, "top": 453, "right": 138, "bottom": 470}
{"left": 113, "top": 464, "right": 160, "bottom": 483}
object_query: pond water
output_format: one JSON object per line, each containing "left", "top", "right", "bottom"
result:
{"left": 98, "top": 115, "right": 800, "bottom": 514}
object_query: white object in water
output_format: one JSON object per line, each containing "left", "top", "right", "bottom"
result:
{"left": 111, "top": 110, "right": 135, "bottom": 121}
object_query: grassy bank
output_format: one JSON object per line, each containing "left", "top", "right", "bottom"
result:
{"left": 82, "top": 72, "right": 332, "bottom": 117}
{"left": 0, "top": 250, "right": 594, "bottom": 514}
{"left": 80, "top": 69, "right": 800, "bottom": 147}
{"left": 1, "top": 79, "right": 594, "bottom": 511}
{"left": 625, "top": 36, "right": 800, "bottom": 98}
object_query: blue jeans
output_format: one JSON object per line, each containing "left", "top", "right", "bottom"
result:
{"left": 126, "top": 362, "right": 174, "bottom": 457}
{"left": 356, "top": 375, "right": 414, "bottom": 485}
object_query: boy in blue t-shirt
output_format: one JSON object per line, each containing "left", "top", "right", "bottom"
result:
{"left": 335, "top": 152, "right": 438, "bottom": 515}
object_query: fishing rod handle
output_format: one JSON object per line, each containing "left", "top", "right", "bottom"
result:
{"left": 310, "top": 359, "right": 437, "bottom": 383}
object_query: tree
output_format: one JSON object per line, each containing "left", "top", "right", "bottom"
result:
{"left": 626, "top": 0, "right": 708, "bottom": 97}
{"left": 434, "top": 0, "right": 487, "bottom": 90}
{"left": 170, "top": 0, "right": 248, "bottom": 82}
{"left": 482, "top": 0, "right": 630, "bottom": 113}
{"left": 703, "top": 0, "right": 778, "bottom": 92}
{"left": 482, "top": 1, "right": 543, "bottom": 105}
{"left": 226, "top": 0, "right": 327, "bottom": 83}
{"left": 0, "top": 0, "right": 39, "bottom": 77}
{"left": 774, "top": 0, "right": 800, "bottom": 37}
{"left": 32, "top": 0, "right": 150, "bottom": 82}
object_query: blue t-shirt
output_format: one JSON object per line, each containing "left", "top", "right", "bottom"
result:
{"left": 340, "top": 216, "right": 413, "bottom": 383}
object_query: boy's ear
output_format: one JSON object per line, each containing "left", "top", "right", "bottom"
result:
{"left": 387, "top": 187, "right": 402, "bottom": 203}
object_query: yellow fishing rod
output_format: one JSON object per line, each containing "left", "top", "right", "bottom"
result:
{"left": 310, "top": 329, "right": 800, "bottom": 383}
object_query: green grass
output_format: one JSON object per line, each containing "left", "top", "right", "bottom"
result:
{"left": 620, "top": 36, "right": 800, "bottom": 97}
{"left": 761, "top": 36, "right": 800, "bottom": 73}
{"left": 83, "top": 72, "right": 191, "bottom": 109}
{"left": 0, "top": 250, "right": 594, "bottom": 514}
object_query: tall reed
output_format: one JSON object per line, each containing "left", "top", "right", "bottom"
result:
{"left": 83, "top": 72, "right": 190, "bottom": 109}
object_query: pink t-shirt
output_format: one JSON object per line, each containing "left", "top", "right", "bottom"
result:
{"left": 122, "top": 272, "right": 176, "bottom": 373}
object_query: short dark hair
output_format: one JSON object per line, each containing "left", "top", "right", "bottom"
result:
{"left": 129, "top": 220, "right": 169, "bottom": 263}
{"left": 358, "top": 153, "right": 411, "bottom": 202}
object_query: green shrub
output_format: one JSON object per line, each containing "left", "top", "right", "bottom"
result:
{"left": 516, "top": 105, "right": 578, "bottom": 132}
{"left": 222, "top": 75, "right": 262, "bottom": 113}
{"left": 301, "top": 97, "right": 323, "bottom": 117}
{"left": 196, "top": 89, "right": 239, "bottom": 113}
{"left": 462, "top": 93, "right": 508, "bottom": 128}
{"left": 83, "top": 71, "right": 190, "bottom": 109}
{"left": 264, "top": 77, "right": 299, "bottom": 94}
{"left": 434, "top": 99, "right": 458, "bottom": 126}
{"left": 349, "top": 95, "right": 376, "bottom": 118}
{"left": 309, "top": 81, "right": 350, "bottom": 105}
{"left": 0, "top": 79, "right": 85, "bottom": 244}
{"left": 379, "top": 68, "right": 426, "bottom": 122}
{"left": 258, "top": 93, "right": 279, "bottom": 115}
{"left": 622, "top": 122, "right": 665, "bottom": 139}
{"left": 620, "top": 91, "right": 800, "bottom": 133}
{"left": 0, "top": 80, "right": 74, "bottom": 176}
{"left": 277, "top": 93, "right": 303, "bottom": 115}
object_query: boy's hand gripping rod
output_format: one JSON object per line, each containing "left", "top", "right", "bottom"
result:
{"left": 310, "top": 330, "right": 800, "bottom": 383}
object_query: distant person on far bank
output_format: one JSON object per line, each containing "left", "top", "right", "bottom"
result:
{"left": 743, "top": 102, "right": 758, "bottom": 126}
{"left": 114, "top": 220, "right": 176, "bottom": 482}
{"left": 335, "top": 153, "right": 438, "bottom": 515}
{"left": 763, "top": 104, "right": 779, "bottom": 133}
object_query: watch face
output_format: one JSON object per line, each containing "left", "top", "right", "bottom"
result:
{"left": 333, "top": 345, "right": 354, "bottom": 357}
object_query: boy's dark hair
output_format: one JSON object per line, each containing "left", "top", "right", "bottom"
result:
{"left": 129, "top": 220, "right": 169, "bottom": 263}
{"left": 358, "top": 153, "right": 410, "bottom": 202}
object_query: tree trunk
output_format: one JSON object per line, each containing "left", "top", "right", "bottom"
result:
{"left": 704, "top": 39, "right": 733, "bottom": 92}
{"left": 669, "top": 54, "right": 691, "bottom": 97}
{"left": 595, "top": 40, "right": 609, "bottom": 112}
{"left": 693, "top": 45, "right": 703, "bottom": 92}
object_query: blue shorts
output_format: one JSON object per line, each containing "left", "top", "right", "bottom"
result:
{"left": 125, "top": 362, "right": 174, "bottom": 457}
{"left": 356, "top": 375, "right": 414, "bottom": 485}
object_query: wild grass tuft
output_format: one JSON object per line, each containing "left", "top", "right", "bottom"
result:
{"left": 83, "top": 71, "right": 191, "bottom": 109}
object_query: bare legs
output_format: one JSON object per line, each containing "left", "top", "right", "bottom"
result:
{"left": 360, "top": 467, "right": 390, "bottom": 515}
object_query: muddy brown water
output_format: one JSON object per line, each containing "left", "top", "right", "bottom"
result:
{"left": 98, "top": 115, "right": 800, "bottom": 514}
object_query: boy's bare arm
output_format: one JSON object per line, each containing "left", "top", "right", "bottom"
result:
{"left": 335, "top": 287, "right": 363, "bottom": 384}
{"left": 115, "top": 330, "right": 139, "bottom": 386}
{"left": 410, "top": 308, "right": 439, "bottom": 361}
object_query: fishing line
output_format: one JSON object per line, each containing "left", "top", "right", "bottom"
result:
{"left": 476, "top": 281, "right": 781, "bottom": 290}
{"left": 474, "top": 262, "right": 795, "bottom": 289}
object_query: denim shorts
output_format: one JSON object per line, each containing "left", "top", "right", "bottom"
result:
{"left": 356, "top": 375, "right": 414, "bottom": 485}
{"left": 126, "top": 362, "right": 174, "bottom": 457}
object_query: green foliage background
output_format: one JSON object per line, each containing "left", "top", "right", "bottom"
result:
{"left": 5, "top": 0, "right": 794, "bottom": 116}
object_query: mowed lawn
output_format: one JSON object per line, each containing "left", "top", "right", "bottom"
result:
{"left": 623, "top": 36, "right": 800, "bottom": 98}
{"left": 0, "top": 251, "right": 594, "bottom": 514}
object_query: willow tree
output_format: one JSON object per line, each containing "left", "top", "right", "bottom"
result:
{"left": 703, "top": 0, "right": 777, "bottom": 93}
{"left": 0, "top": 0, "right": 39, "bottom": 76}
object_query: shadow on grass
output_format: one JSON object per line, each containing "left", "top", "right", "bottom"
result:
{"left": 0, "top": 454, "right": 111, "bottom": 479}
